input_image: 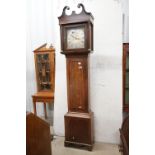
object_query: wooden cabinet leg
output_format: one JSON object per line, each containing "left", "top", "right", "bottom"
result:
{"left": 33, "top": 101, "right": 37, "bottom": 115}
{"left": 44, "top": 102, "right": 47, "bottom": 119}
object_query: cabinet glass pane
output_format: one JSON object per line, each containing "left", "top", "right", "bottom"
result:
{"left": 36, "top": 54, "right": 51, "bottom": 91}
{"left": 125, "top": 89, "right": 129, "bottom": 105}
{"left": 126, "top": 54, "right": 129, "bottom": 70}
{"left": 125, "top": 72, "right": 129, "bottom": 87}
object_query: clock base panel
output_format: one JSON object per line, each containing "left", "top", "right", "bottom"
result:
{"left": 64, "top": 112, "right": 94, "bottom": 151}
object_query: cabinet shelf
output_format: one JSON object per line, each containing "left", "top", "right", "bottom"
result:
{"left": 39, "top": 70, "right": 50, "bottom": 73}
{"left": 40, "top": 82, "right": 51, "bottom": 85}
{"left": 40, "top": 60, "right": 49, "bottom": 63}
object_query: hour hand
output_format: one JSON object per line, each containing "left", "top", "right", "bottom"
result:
{"left": 71, "top": 34, "right": 79, "bottom": 40}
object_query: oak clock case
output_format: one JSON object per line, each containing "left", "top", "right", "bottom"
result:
{"left": 58, "top": 4, "right": 94, "bottom": 151}
{"left": 62, "top": 23, "right": 92, "bottom": 52}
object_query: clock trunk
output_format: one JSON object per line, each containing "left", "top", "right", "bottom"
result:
{"left": 66, "top": 55, "right": 89, "bottom": 113}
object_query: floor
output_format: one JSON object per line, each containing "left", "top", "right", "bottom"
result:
{"left": 51, "top": 136, "right": 122, "bottom": 155}
{"left": 42, "top": 118, "right": 122, "bottom": 155}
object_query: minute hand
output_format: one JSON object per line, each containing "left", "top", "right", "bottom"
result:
{"left": 71, "top": 35, "right": 80, "bottom": 40}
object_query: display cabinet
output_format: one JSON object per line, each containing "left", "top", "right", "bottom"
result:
{"left": 32, "top": 44, "right": 55, "bottom": 118}
{"left": 34, "top": 44, "right": 55, "bottom": 92}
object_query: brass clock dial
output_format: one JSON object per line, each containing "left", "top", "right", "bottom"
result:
{"left": 67, "top": 27, "right": 85, "bottom": 49}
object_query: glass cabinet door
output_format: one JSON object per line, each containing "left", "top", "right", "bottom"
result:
{"left": 36, "top": 53, "right": 51, "bottom": 91}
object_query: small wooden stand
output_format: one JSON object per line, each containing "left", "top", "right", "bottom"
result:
{"left": 32, "top": 92, "right": 54, "bottom": 118}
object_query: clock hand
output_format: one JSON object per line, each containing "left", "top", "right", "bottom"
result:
{"left": 71, "top": 34, "right": 79, "bottom": 40}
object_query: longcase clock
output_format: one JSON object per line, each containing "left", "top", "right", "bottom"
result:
{"left": 58, "top": 4, "right": 94, "bottom": 151}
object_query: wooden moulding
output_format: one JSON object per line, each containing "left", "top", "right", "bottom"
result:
{"left": 33, "top": 43, "right": 55, "bottom": 53}
{"left": 58, "top": 3, "right": 94, "bottom": 25}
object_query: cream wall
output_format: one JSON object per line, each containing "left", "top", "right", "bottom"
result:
{"left": 122, "top": 0, "right": 129, "bottom": 42}
{"left": 27, "top": 0, "right": 123, "bottom": 144}
{"left": 53, "top": 0, "right": 123, "bottom": 144}
{"left": 26, "top": 0, "right": 54, "bottom": 115}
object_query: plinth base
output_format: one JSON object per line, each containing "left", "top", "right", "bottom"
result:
{"left": 64, "top": 140, "right": 93, "bottom": 151}
{"left": 64, "top": 112, "right": 94, "bottom": 151}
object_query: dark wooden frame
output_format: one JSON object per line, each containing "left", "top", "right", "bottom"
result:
{"left": 123, "top": 43, "right": 129, "bottom": 112}
{"left": 62, "top": 23, "right": 88, "bottom": 51}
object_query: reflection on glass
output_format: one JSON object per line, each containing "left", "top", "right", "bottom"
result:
{"left": 36, "top": 54, "right": 51, "bottom": 91}
{"left": 125, "top": 89, "right": 129, "bottom": 104}
{"left": 126, "top": 54, "right": 129, "bottom": 70}
{"left": 125, "top": 72, "right": 129, "bottom": 86}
